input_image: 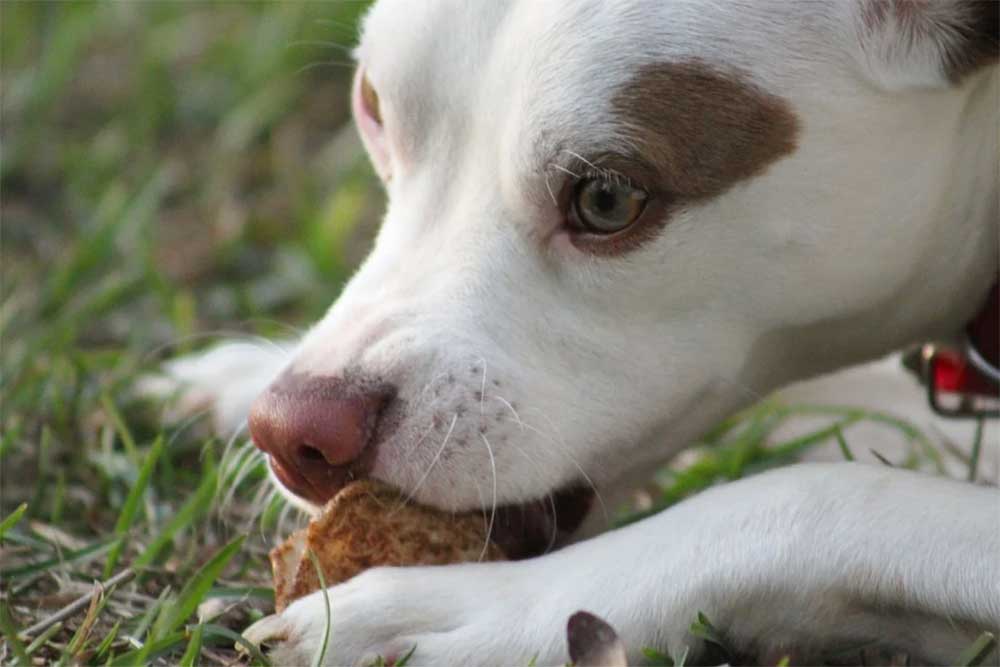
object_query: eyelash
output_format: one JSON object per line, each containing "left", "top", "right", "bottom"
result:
{"left": 570, "top": 165, "right": 637, "bottom": 190}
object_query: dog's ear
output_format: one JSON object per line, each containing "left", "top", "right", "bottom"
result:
{"left": 852, "top": 0, "right": 997, "bottom": 90}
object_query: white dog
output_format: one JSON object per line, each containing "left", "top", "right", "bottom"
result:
{"left": 155, "top": 0, "right": 999, "bottom": 664}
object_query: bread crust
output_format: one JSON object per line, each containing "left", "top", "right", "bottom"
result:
{"left": 271, "top": 480, "right": 506, "bottom": 611}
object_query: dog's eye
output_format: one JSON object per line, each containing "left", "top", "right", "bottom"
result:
{"left": 570, "top": 178, "right": 648, "bottom": 234}
{"left": 360, "top": 72, "right": 382, "bottom": 126}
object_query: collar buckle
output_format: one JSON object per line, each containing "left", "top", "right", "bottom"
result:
{"left": 919, "top": 342, "right": 999, "bottom": 419}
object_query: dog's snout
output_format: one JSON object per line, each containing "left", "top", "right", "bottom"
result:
{"left": 248, "top": 373, "right": 396, "bottom": 504}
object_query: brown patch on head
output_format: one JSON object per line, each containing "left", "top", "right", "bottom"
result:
{"left": 861, "top": 0, "right": 998, "bottom": 84}
{"left": 612, "top": 60, "right": 799, "bottom": 203}
{"left": 941, "top": 1, "right": 998, "bottom": 83}
{"left": 582, "top": 61, "right": 798, "bottom": 255}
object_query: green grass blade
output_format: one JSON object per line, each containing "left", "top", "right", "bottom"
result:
{"left": 688, "top": 611, "right": 726, "bottom": 650}
{"left": 957, "top": 631, "right": 997, "bottom": 667}
{"left": 834, "top": 424, "right": 854, "bottom": 461}
{"left": 968, "top": 418, "right": 984, "bottom": 482}
{"left": 25, "top": 620, "right": 63, "bottom": 656}
{"left": 178, "top": 623, "right": 204, "bottom": 667}
{"left": 778, "top": 403, "right": 944, "bottom": 472}
{"left": 0, "top": 426, "right": 18, "bottom": 460}
{"left": 133, "top": 456, "right": 217, "bottom": 571}
{"left": 0, "top": 502, "right": 28, "bottom": 540}
{"left": 152, "top": 535, "right": 246, "bottom": 638}
{"left": 765, "top": 417, "right": 860, "bottom": 462}
{"left": 199, "top": 623, "right": 272, "bottom": 666}
{"left": 395, "top": 643, "right": 417, "bottom": 666}
{"left": 131, "top": 585, "right": 172, "bottom": 656}
{"left": 641, "top": 646, "right": 674, "bottom": 666}
{"left": 100, "top": 393, "right": 139, "bottom": 460}
{"left": 107, "top": 632, "right": 186, "bottom": 667}
{"left": 93, "top": 619, "right": 122, "bottom": 661}
{"left": 0, "top": 602, "right": 29, "bottom": 664}
{"left": 307, "top": 549, "right": 332, "bottom": 667}
{"left": 3, "top": 537, "right": 117, "bottom": 579}
{"left": 104, "top": 435, "right": 164, "bottom": 577}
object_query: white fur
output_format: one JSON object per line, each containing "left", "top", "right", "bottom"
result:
{"left": 245, "top": 463, "right": 998, "bottom": 665}
{"left": 150, "top": 0, "right": 999, "bottom": 663}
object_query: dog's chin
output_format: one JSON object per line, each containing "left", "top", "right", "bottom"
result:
{"left": 267, "top": 465, "right": 594, "bottom": 560}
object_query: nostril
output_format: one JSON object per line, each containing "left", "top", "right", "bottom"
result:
{"left": 249, "top": 372, "right": 400, "bottom": 503}
{"left": 297, "top": 444, "right": 327, "bottom": 464}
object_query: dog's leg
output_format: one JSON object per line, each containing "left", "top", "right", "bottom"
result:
{"left": 139, "top": 340, "right": 295, "bottom": 434}
{"left": 243, "top": 462, "right": 998, "bottom": 666}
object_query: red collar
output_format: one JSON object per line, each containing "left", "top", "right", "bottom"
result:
{"left": 917, "top": 281, "right": 999, "bottom": 418}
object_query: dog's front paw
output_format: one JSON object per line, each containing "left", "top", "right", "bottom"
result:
{"left": 243, "top": 562, "right": 564, "bottom": 666}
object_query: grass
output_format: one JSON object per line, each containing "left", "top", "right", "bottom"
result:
{"left": 0, "top": 3, "right": 994, "bottom": 666}
{"left": 2, "top": 2, "right": 377, "bottom": 663}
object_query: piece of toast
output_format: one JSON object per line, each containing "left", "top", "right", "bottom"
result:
{"left": 270, "top": 480, "right": 506, "bottom": 612}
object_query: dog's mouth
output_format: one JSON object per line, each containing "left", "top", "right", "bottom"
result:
{"left": 489, "top": 484, "right": 595, "bottom": 560}
{"left": 269, "top": 456, "right": 594, "bottom": 560}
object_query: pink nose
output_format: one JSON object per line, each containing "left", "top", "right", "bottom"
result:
{"left": 248, "top": 372, "right": 396, "bottom": 504}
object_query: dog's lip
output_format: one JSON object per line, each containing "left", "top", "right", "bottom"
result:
{"left": 268, "top": 455, "right": 329, "bottom": 506}
{"left": 490, "top": 484, "right": 595, "bottom": 560}
{"left": 268, "top": 457, "right": 595, "bottom": 559}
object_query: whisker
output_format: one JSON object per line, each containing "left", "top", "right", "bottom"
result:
{"left": 393, "top": 414, "right": 458, "bottom": 513}
{"left": 255, "top": 487, "right": 282, "bottom": 537}
{"left": 488, "top": 393, "right": 610, "bottom": 526}
{"left": 417, "top": 370, "right": 453, "bottom": 406}
{"left": 224, "top": 448, "right": 265, "bottom": 512}
{"left": 286, "top": 39, "right": 356, "bottom": 54}
{"left": 477, "top": 355, "right": 488, "bottom": 416}
{"left": 313, "top": 17, "right": 365, "bottom": 37}
{"left": 510, "top": 410, "right": 610, "bottom": 527}
{"left": 239, "top": 317, "right": 307, "bottom": 339}
{"left": 562, "top": 149, "right": 598, "bottom": 171}
{"left": 249, "top": 477, "right": 276, "bottom": 518}
{"left": 219, "top": 421, "right": 250, "bottom": 472}
{"left": 161, "top": 406, "right": 213, "bottom": 448}
{"left": 490, "top": 394, "right": 524, "bottom": 431}
{"left": 548, "top": 163, "right": 580, "bottom": 179}
{"left": 296, "top": 60, "right": 357, "bottom": 76}
{"left": 477, "top": 433, "right": 498, "bottom": 562}
{"left": 544, "top": 491, "right": 559, "bottom": 554}
{"left": 276, "top": 499, "right": 302, "bottom": 537}
{"left": 497, "top": 437, "right": 564, "bottom": 553}
{"left": 543, "top": 171, "right": 558, "bottom": 207}
{"left": 220, "top": 440, "right": 264, "bottom": 511}
{"left": 469, "top": 474, "right": 490, "bottom": 537}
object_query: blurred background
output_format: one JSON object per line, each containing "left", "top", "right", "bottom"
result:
{"left": 2, "top": 2, "right": 382, "bottom": 663}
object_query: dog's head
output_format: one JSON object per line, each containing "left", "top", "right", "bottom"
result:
{"left": 249, "top": 0, "right": 997, "bottom": 555}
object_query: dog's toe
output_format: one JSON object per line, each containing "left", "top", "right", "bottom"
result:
{"left": 241, "top": 614, "right": 318, "bottom": 666}
{"left": 242, "top": 614, "right": 291, "bottom": 647}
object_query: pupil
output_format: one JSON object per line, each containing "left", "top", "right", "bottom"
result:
{"left": 593, "top": 187, "right": 617, "bottom": 213}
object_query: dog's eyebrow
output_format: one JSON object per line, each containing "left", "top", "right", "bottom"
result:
{"left": 611, "top": 60, "right": 800, "bottom": 204}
